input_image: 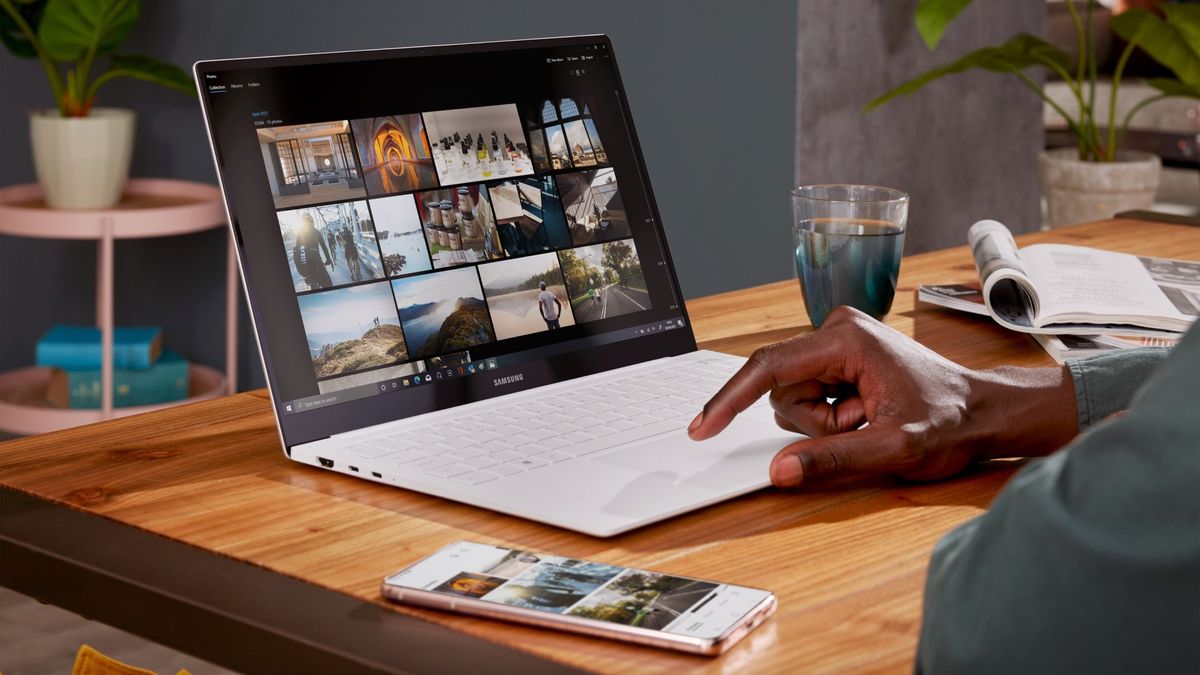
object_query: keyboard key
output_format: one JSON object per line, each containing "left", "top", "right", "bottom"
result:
{"left": 507, "top": 457, "right": 549, "bottom": 470}
{"left": 488, "top": 449, "right": 524, "bottom": 463}
{"left": 344, "top": 443, "right": 392, "bottom": 459}
{"left": 533, "top": 450, "right": 572, "bottom": 463}
{"left": 451, "top": 470, "right": 501, "bottom": 485}
{"left": 381, "top": 449, "right": 427, "bottom": 465}
{"left": 523, "top": 428, "right": 557, "bottom": 441}
{"left": 487, "top": 437, "right": 519, "bottom": 451}
{"left": 512, "top": 443, "right": 548, "bottom": 456}
{"left": 423, "top": 463, "right": 473, "bottom": 479}
{"left": 408, "top": 455, "right": 457, "bottom": 470}
{"left": 559, "top": 420, "right": 680, "bottom": 457}
{"left": 460, "top": 456, "right": 500, "bottom": 469}
{"left": 488, "top": 463, "right": 524, "bottom": 476}
{"left": 447, "top": 446, "right": 487, "bottom": 460}
{"left": 534, "top": 437, "right": 569, "bottom": 451}
{"left": 561, "top": 431, "right": 596, "bottom": 444}
{"left": 366, "top": 436, "right": 413, "bottom": 452}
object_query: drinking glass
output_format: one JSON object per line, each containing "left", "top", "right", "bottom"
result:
{"left": 791, "top": 185, "right": 908, "bottom": 327}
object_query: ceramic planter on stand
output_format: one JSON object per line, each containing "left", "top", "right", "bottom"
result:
{"left": 30, "top": 107, "right": 136, "bottom": 210}
{"left": 1038, "top": 148, "right": 1162, "bottom": 229}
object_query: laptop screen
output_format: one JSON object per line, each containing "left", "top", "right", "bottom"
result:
{"left": 197, "top": 36, "right": 695, "bottom": 448}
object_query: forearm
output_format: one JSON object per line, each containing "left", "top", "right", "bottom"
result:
{"left": 963, "top": 365, "right": 1079, "bottom": 460}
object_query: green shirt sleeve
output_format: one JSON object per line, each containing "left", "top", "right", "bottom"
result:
{"left": 916, "top": 327, "right": 1200, "bottom": 675}
{"left": 1067, "top": 347, "right": 1172, "bottom": 429}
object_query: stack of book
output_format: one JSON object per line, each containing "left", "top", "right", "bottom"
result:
{"left": 36, "top": 326, "right": 189, "bottom": 409}
{"left": 917, "top": 220, "right": 1195, "bottom": 363}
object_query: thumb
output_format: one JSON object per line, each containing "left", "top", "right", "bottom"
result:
{"left": 769, "top": 428, "right": 903, "bottom": 487}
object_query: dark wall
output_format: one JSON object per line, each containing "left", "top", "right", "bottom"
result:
{"left": 795, "top": 0, "right": 1045, "bottom": 253}
{"left": 0, "top": 0, "right": 797, "bottom": 390}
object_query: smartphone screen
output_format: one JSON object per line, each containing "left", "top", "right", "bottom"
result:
{"left": 383, "top": 541, "right": 774, "bottom": 650}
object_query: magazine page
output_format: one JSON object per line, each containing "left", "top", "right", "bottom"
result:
{"left": 1018, "top": 244, "right": 1192, "bottom": 333}
{"left": 916, "top": 283, "right": 990, "bottom": 316}
{"left": 1137, "top": 256, "right": 1200, "bottom": 320}
{"left": 967, "top": 220, "right": 1043, "bottom": 332}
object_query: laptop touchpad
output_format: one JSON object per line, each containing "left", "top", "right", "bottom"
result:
{"left": 591, "top": 418, "right": 800, "bottom": 491}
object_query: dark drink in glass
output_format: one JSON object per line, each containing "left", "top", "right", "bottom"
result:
{"left": 791, "top": 185, "right": 908, "bottom": 327}
{"left": 794, "top": 218, "right": 904, "bottom": 326}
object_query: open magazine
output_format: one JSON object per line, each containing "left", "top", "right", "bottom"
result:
{"left": 917, "top": 283, "right": 1181, "bottom": 362}
{"left": 966, "top": 219, "right": 1199, "bottom": 336}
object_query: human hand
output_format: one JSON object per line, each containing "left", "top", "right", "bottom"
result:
{"left": 688, "top": 307, "right": 1078, "bottom": 487}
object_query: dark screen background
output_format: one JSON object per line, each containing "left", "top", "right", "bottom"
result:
{"left": 199, "top": 37, "right": 695, "bottom": 447}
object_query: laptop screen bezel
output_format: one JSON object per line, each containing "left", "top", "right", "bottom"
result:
{"left": 195, "top": 35, "right": 698, "bottom": 451}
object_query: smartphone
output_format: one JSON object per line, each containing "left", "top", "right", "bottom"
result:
{"left": 381, "top": 541, "right": 776, "bottom": 656}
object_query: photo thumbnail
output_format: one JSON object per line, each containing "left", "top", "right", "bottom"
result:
{"left": 296, "top": 282, "right": 408, "bottom": 379}
{"left": 555, "top": 168, "right": 629, "bottom": 245}
{"left": 257, "top": 120, "right": 365, "bottom": 209}
{"left": 415, "top": 185, "right": 503, "bottom": 269}
{"left": 391, "top": 267, "right": 496, "bottom": 359}
{"left": 434, "top": 572, "right": 507, "bottom": 599}
{"left": 369, "top": 194, "right": 433, "bottom": 278}
{"left": 422, "top": 104, "right": 533, "bottom": 184}
{"left": 278, "top": 200, "right": 383, "bottom": 291}
{"left": 425, "top": 350, "right": 473, "bottom": 370}
{"left": 558, "top": 239, "right": 648, "bottom": 322}
{"left": 478, "top": 253, "right": 576, "bottom": 341}
{"left": 479, "top": 550, "right": 544, "bottom": 580}
{"left": 567, "top": 571, "right": 718, "bottom": 630}
{"left": 481, "top": 558, "right": 623, "bottom": 613}
{"left": 487, "top": 176, "right": 572, "bottom": 258}
{"left": 522, "top": 98, "right": 607, "bottom": 172}
{"left": 351, "top": 115, "right": 438, "bottom": 196}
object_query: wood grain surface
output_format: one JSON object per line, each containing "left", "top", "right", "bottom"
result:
{"left": 2, "top": 218, "right": 1197, "bottom": 674}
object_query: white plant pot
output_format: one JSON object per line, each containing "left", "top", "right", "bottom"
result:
{"left": 1038, "top": 148, "right": 1162, "bottom": 229}
{"left": 30, "top": 107, "right": 136, "bottom": 210}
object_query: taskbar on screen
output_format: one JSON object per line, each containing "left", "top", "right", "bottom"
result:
{"left": 281, "top": 315, "right": 687, "bottom": 415}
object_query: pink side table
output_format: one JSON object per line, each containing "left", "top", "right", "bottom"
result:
{"left": 0, "top": 179, "right": 238, "bottom": 435}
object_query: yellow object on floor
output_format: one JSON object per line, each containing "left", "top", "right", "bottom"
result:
{"left": 70, "top": 644, "right": 191, "bottom": 675}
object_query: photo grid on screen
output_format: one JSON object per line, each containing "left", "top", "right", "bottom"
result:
{"left": 429, "top": 548, "right": 720, "bottom": 633}
{"left": 257, "top": 96, "right": 649, "bottom": 393}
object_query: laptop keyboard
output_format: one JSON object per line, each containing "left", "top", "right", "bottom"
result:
{"left": 340, "top": 356, "right": 746, "bottom": 486}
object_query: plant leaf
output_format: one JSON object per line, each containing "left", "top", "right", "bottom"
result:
{"left": 915, "top": 0, "right": 974, "bottom": 50}
{"left": 107, "top": 52, "right": 194, "bottom": 95}
{"left": 1145, "top": 77, "right": 1200, "bottom": 99}
{"left": 1111, "top": 7, "right": 1200, "bottom": 89}
{"left": 37, "top": 0, "right": 138, "bottom": 62}
{"left": 866, "top": 33, "right": 1070, "bottom": 112}
{"left": 0, "top": 0, "right": 48, "bottom": 58}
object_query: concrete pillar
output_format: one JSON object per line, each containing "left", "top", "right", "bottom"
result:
{"left": 795, "top": 0, "right": 1045, "bottom": 252}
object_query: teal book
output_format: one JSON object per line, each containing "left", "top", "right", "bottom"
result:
{"left": 36, "top": 325, "right": 163, "bottom": 370}
{"left": 46, "top": 350, "right": 189, "bottom": 409}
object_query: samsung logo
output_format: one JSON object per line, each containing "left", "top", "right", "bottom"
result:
{"left": 493, "top": 373, "right": 524, "bottom": 387}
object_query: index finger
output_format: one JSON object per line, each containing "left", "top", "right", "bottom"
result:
{"left": 687, "top": 330, "right": 847, "bottom": 440}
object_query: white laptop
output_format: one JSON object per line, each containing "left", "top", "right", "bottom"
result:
{"left": 195, "top": 35, "right": 798, "bottom": 537}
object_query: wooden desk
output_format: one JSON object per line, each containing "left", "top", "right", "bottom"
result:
{"left": 3, "top": 218, "right": 1197, "bottom": 673}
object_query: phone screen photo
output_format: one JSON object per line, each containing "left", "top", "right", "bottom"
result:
{"left": 382, "top": 541, "right": 775, "bottom": 653}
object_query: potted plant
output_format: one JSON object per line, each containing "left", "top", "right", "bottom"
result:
{"left": 867, "top": 1, "right": 1200, "bottom": 228}
{"left": 0, "top": 0, "right": 193, "bottom": 209}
